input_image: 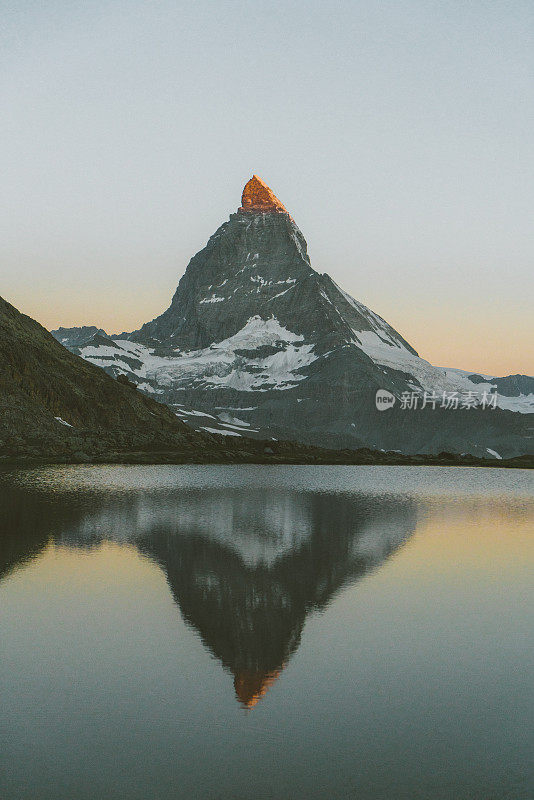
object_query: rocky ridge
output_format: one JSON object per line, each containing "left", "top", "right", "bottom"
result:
{"left": 0, "top": 295, "right": 225, "bottom": 462}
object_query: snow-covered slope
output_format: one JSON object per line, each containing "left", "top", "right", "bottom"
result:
{"left": 71, "top": 310, "right": 533, "bottom": 415}
{"left": 84, "top": 317, "right": 315, "bottom": 392}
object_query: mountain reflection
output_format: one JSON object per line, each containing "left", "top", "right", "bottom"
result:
{"left": 0, "top": 482, "right": 416, "bottom": 708}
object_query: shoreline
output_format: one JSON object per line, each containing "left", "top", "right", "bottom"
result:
{"left": 1, "top": 452, "right": 532, "bottom": 470}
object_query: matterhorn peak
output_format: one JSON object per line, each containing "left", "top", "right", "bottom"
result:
{"left": 53, "top": 172, "right": 534, "bottom": 460}
{"left": 239, "top": 175, "right": 289, "bottom": 216}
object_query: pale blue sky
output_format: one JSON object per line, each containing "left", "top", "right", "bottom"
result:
{"left": 2, "top": 0, "right": 533, "bottom": 373}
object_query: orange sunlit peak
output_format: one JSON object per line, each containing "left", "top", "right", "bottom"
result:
{"left": 239, "top": 175, "right": 290, "bottom": 216}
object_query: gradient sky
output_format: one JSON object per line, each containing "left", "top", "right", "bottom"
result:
{"left": 2, "top": 0, "right": 533, "bottom": 375}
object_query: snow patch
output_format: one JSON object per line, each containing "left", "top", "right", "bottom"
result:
{"left": 80, "top": 317, "right": 316, "bottom": 395}
{"left": 136, "top": 382, "right": 162, "bottom": 394}
{"left": 486, "top": 448, "right": 503, "bottom": 460}
{"left": 201, "top": 426, "right": 242, "bottom": 437}
{"left": 215, "top": 406, "right": 258, "bottom": 411}
{"left": 177, "top": 409, "right": 217, "bottom": 419}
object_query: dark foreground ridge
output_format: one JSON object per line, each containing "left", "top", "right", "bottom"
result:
{"left": 0, "top": 296, "right": 226, "bottom": 463}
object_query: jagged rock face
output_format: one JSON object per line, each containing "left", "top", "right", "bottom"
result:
{"left": 126, "top": 192, "right": 415, "bottom": 356}
{"left": 129, "top": 211, "right": 316, "bottom": 350}
{"left": 52, "top": 177, "right": 534, "bottom": 457}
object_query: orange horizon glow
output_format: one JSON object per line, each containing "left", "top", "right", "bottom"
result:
{"left": 9, "top": 284, "right": 532, "bottom": 378}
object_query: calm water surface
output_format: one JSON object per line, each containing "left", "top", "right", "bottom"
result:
{"left": 0, "top": 465, "right": 532, "bottom": 800}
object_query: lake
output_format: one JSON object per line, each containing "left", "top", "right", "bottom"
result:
{"left": 0, "top": 465, "right": 532, "bottom": 800}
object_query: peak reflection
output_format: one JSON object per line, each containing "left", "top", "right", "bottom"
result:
{"left": 134, "top": 491, "right": 416, "bottom": 707}
{"left": 0, "top": 480, "right": 417, "bottom": 708}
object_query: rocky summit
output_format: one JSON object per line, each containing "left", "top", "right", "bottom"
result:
{"left": 239, "top": 174, "right": 290, "bottom": 215}
{"left": 53, "top": 177, "right": 534, "bottom": 459}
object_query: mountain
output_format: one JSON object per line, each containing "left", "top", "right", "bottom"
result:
{"left": 53, "top": 325, "right": 108, "bottom": 347}
{"left": 0, "top": 295, "right": 225, "bottom": 462}
{"left": 52, "top": 175, "right": 534, "bottom": 458}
